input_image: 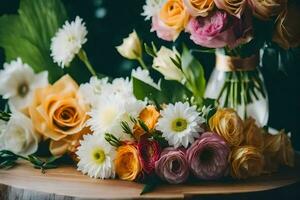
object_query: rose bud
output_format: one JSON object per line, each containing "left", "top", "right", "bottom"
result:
{"left": 186, "top": 132, "right": 230, "bottom": 180}
{"left": 116, "top": 30, "right": 142, "bottom": 60}
{"left": 155, "top": 147, "right": 189, "bottom": 184}
{"left": 138, "top": 137, "right": 161, "bottom": 174}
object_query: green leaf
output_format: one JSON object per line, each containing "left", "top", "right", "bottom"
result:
{"left": 0, "top": 110, "right": 11, "bottom": 121}
{"left": 181, "top": 45, "right": 206, "bottom": 105}
{"left": 0, "top": 0, "right": 68, "bottom": 82}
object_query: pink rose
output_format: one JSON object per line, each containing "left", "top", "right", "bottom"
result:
{"left": 186, "top": 10, "right": 253, "bottom": 48}
{"left": 151, "top": 16, "right": 180, "bottom": 41}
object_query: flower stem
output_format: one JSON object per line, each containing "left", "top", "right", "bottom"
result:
{"left": 137, "top": 57, "right": 148, "bottom": 70}
{"left": 78, "top": 50, "right": 97, "bottom": 77}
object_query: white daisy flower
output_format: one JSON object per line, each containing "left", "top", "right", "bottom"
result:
{"left": 76, "top": 134, "right": 115, "bottom": 179}
{"left": 131, "top": 67, "right": 161, "bottom": 90}
{"left": 101, "top": 77, "right": 134, "bottom": 99}
{"left": 157, "top": 102, "right": 205, "bottom": 148}
{"left": 141, "top": 0, "right": 166, "bottom": 21}
{"left": 0, "top": 58, "right": 48, "bottom": 111}
{"left": 79, "top": 76, "right": 109, "bottom": 107}
{"left": 0, "top": 112, "right": 40, "bottom": 156}
{"left": 51, "top": 16, "right": 88, "bottom": 68}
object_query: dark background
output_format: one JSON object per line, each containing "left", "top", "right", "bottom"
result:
{"left": 0, "top": 0, "right": 299, "bottom": 151}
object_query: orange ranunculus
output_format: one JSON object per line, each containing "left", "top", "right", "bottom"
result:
{"left": 230, "top": 146, "right": 264, "bottom": 179}
{"left": 209, "top": 108, "right": 244, "bottom": 147}
{"left": 29, "top": 75, "right": 90, "bottom": 156}
{"left": 159, "top": 0, "right": 190, "bottom": 37}
{"left": 183, "top": 0, "right": 214, "bottom": 17}
{"left": 114, "top": 144, "right": 141, "bottom": 181}
{"left": 133, "top": 105, "right": 160, "bottom": 140}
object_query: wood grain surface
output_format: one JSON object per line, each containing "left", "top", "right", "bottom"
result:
{"left": 0, "top": 154, "right": 300, "bottom": 200}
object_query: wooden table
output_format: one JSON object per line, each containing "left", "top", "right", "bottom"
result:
{"left": 1, "top": 154, "right": 300, "bottom": 200}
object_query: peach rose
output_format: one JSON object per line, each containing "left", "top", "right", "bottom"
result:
{"left": 209, "top": 108, "right": 244, "bottom": 147}
{"left": 29, "top": 75, "right": 89, "bottom": 156}
{"left": 248, "top": 0, "right": 287, "bottom": 20}
{"left": 183, "top": 0, "right": 214, "bottom": 17}
{"left": 133, "top": 105, "right": 160, "bottom": 140}
{"left": 114, "top": 144, "right": 141, "bottom": 181}
{"left": 272, "top": 1, "right": 300, "bottom": 49}
{"left": 243, "top": 117, "right": 264, "bottom": 151}
{"left": 158, "top": 0, "right": 190, "bottom": 40}
{"left": 230, "top": 146, "right": 264, "bottom": 179}
{"left": 214, "top": 0, "right": 247, "bottom": 18}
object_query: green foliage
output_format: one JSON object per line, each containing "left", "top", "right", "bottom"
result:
{"left": 0, "top": 0, "right": 68, "bottom": 82}
{"left": 0, "top": 110, "right": 11, "bottom": 121}
{"left": 181, "top": 45, "right": 206, "bottom": 106}
{"left": 132, "top": 77, "right": 192, "bottom": 105}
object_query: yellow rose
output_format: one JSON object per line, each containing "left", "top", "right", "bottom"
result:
{"left": 248, "top": 0, "right": 287, "bottom": 20}
{"left": 272, "top": 1, "right": 300, "bottom": 49}
{"left": 209, "top": 108, "right": 244, "bottom": 147}
{"left": 115, "top": 144, "right": 141, "bottom": 181}
{"left": 264, "top": 130, "right": 294, "bottom": 168}
{"left": 116, "top": 30, "right": 142, "bottom": 60}
{"left": 243, "top": 117, "right": 264, "bottom": 151}
{"left": 214, "top": 0, "right": 247, "bottom": 18}
{"left": 29, "top": 75, "right": 90, "bottom": 156}
{"left": 133, "top": 105, "right": 160, "bottom": 140}
{"left": 230, "top": 146, "right": 264, "bottom": 179}
{"left": 159, "top": 0, "right": 190, "bottom": 36}
{"left": 183, "top": 0, "right": 214, "bottom": 17}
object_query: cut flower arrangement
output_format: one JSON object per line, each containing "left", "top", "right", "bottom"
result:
{"left": 0, "top": 0, "right": 296, "bottom": 195}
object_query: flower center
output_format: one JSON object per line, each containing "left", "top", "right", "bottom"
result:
{"left": 199, "top": 147, "right": 214, "bottom": 164}
{"left": 171, "top": 118, "right": 188, "bottom": 132}
{"left": 91, "top": 148, "right": 106, "bottom": 164}
{"left": 18, "top": 83, "right": 29, "bottom": 97}
{"left": 171, "top": 159, "right": 181, "bottom": 173}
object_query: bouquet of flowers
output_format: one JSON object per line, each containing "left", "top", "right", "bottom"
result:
{"left": 0, "top": 0, "right": 295, "bottom": 195}
{"left": 141, "top": 0, "right": 300, "bottom": 126}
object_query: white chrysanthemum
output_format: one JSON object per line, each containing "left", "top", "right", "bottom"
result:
{"left": 0, "top": 112, "right": 40, "bottom": 156}
{"left": 101, "top": 77, "right": 134, "bottom": 99}
{"left": 141, "top": 0, "right": 166, "bottom": 20}
{"left": 79, "top": 76, "right": 109, "bottom": 107}
{"left": 87, "top": 93, "right": 145, "bottom": 140}
{"left": 0, "top": 58, "right": 48, "bottom": 111}
{"left": 131, "top": 67, "right": 161, "bottom": 90}
{"left": 76, "top": 134, "right": 115, "bottom": 179}
{"left": 157, "top": 102, "right": 205, "bottom": 148}
{"left": 51, "top": 16, "right": 87, "bottom": 68}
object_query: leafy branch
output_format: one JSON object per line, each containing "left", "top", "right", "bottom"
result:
{"left": 0, "top": 150, "right": 58, "bottom": 173}
{"left": 0, "top": 111, "right": 10, "bottom": 121}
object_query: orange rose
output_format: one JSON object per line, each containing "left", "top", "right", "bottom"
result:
{"left": 230, "top": 146, "right": 264, "bottom": 179}
{"left": 114, "top": 144, "right": 141, "bottom": 181}
{"left": 209, "top": 108, "right": 244, "bottom": 147}
{"left": 29, "top": 75, "right": 89, "bottom": 156}
{"left": 133, "top": 105, "right": 160, "bottom": 140}
{"left": 214, "top": 0, "right": 247, "bottom": 18}
{"left": 272, "top": 1, "right": 300, "bottom": 49}
{"left": 243, "top": 117, "right": 264, "bottom": 151}
{"left": 159, "top": 0, "right": 190, "bottom": 38}
{"left": 183, "top": 0, "right": 214, "bottom": 17}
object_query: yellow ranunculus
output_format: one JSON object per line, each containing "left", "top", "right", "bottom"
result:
{"left": 159, "top": 0, "right": 189, "bottom": 36}
{"left": 183, "top": 0, "right": 214, "bottom": 17}
{"left": 29, "top": 75, "right": 90, "bottom": 156}
{"left": 115, "top": 144, "right": 141, "bottom": 181}
{"left": 116, "top": 30, "right": 142, "bottom": 60}
{"left": 209, "top": 108, "right": 244, "bottom": 147}
{"left": 133, "top": 105, "right": 160, "bottom": 140}
{"left": 230, "top": 146, "right": 264, "bottom": 179}
{"left": 243, "top": 117, "right": 265, "bottom": 151}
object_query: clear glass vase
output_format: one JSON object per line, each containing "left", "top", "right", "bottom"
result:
{"left": 205, "top": 53, "right": 269, "bottom": 126}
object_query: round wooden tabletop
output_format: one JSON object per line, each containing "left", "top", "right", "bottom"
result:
{"left": 0, "top": 154, "right": 300, "bottom": 199}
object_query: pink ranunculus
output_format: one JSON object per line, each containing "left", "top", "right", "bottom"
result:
{"left": 151, "top": 16, "right": 180, "bottom": 42}
{"left": 186, "top": 10, "right": 253, "bottom": 48}
{"left": 186, "top": 132, "right": 230, "bottom": 180}
{"left": 138, "top": 138, "right": 161, "bottom": 174}
{"left": 155, "top": 147, "right": 189, "bottom": 184}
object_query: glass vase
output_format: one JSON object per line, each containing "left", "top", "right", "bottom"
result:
{"left": 205, "top": 53, "right": 269, "bottom": 126}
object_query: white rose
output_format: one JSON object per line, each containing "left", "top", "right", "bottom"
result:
{"left": 153, "top": 46, "right": 185, "bottom": 82}
{"left": 116, "top": 30, "right": 142, "bottom": 60}
{"left": 0, "top": 112, "right": 40, "bottom": 156}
